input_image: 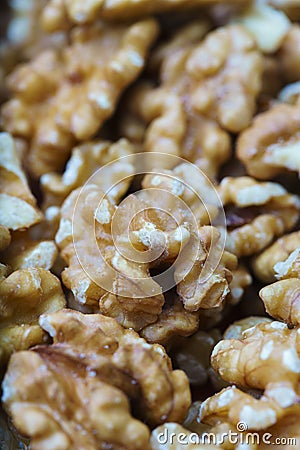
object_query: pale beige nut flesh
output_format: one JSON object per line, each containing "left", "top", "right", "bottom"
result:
{"left": 0, "top": 132, "right": 42, "bottom": 230}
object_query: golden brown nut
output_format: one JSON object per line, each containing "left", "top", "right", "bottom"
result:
{"left": 223, "top": 316, "right": 272, "bottom": 339}
{"left": 203, "top": 311, "right": 300, "bottom": 439}
{"left": 2, "top": 309, "right": 191, "bottom": 450}
{"left": 56, "top": 184, "right": 165, "bottom": 330}
{"left": 0, "top": 231, "right": 58, "bottom": 271}
{"left": 56, "top": 164, "right": 237, "bottom": 338}
{"left": 7, "top": 0, "right": 67, "bottom": 60}
{"left": 212, "top": 320, "right": 300, "bottom": 391}
{"left": 41, "top": 138, "right": 135, "bottom": 209}
{"left": 121, "top": 84, "right": 231, "bottom": 178}
{"left": 260, "top": 272, "right": 300, "bottom": 326}
{"left": 278, "top": 25, "right": 300, "bottom": 83}
{"left": 260, "top": 279, "right": 300, "bottom": 326}
{"left": 200, "top": 385, "right": 300, "bottom": 438}
{"left": 252, "top": 231, "right": 300, "bottom": 283}
{"left": 2, "top": 20, "right": 158, "bottom": 177}
{"left": 148, "top": 21, "right": 210, "bottom": 75}
{"left": 140, "top": 297, "right": 200, "bottom": 346}
{"left": 0, "top": 268, "right": 66, "bottom": 366}
{"left": 122, "top": 26, "right": 262, "bottom": 176}
{"left": 4, "top": 352, "right": 151, "bottom": 450}
{"left": 185, "top": 25, "right": 262, "bottom": 133}
{"left": 237, "top": 102, "right": 300, "bottom": 179}
{"left": 218, "top": 176, "right": 300, "bottom": 257}
{"left": 0, "top": 132, "right": 42, "bottom": 230}
{"left": 175, "top": 227, "right": 237, "bottom": 311}
{"left": 192, "top": 267, "right": 252, "bottom": 333}
{"left": 141, "top": 163, "right": 220, "bottom": 228}
{"left": 42, "top": 0, "right": 251, "bottom": 29}
{"left": 123, "top": 24, "right": 263, "bottom": 178}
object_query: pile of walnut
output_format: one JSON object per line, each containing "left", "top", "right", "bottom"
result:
{"left": 0, "top": 0, "right": 300, "bottom": 448}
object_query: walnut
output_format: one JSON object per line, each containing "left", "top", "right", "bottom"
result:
{"left": 175, "top": 227, "right": 237, "bottom": 311}
{"left": 232, "top": 1, "right": 291, "bottom": 53}
{"left": 56, "top": 161, "right": 237, "bottom": 337}
{"left": 223, "top": 316, "right": 272, "bottom": 339}
{"left": 148, "top": 21, "right": 211, "bottom": 75}
{"left": 1, "top": 19, "right": 158, "bottom": 177}
{"left": 42, "top": 0, "right": 251, "bottom": 29}
{"left": 0, "top": 231, "right": 58, "bottom": 271}
{"left": 252, "top": 231, "right": 300, "bottom": 283}
{"left": 201, "top": 305, "right": 300, "bottom": 439}
{"left": 237, "top": 102, "right": 300, "bottom": 179}
{"left": 56, "top": 184, "right": 165, "bottom": 330}
{"left": 141, "top": 163, "right": 220, "bottom": 229}
{"left": 7, "top": 0, "right": 67, "bottom": 60}
{"left": 260, "top": 279, "right": 300, "bottom": 327}
{"left": 200, "top": 385, "right": 300, "bottom": 438}
{"left": 2, "top": 310, "right": 191, "bottom": 449}
{"left": 123, "top": 24, "right": 263, "bottom": 178}
{"left": 121, "top": 83, "right": 232, "bottom": 178}
{"left": 140, "top": 296, "right": 200, "bottom": 346}
{"left": 278, "top": 25, "right": 300, "bottom": 83}
{"left": 0, "top": 268, "right": 66, "bottom": 366}
{"left": 189, "top": 266, "right": 252, "bottom": 333}
{"left": 0, "top": 132, "right": 42, "bottom": 230}
{"left": 143, "top": 168, "right": 237, "bottom": 312}
{"left": 41, "top": 138, "right": 135, "bottom": 209}
{"left": 212, "top": 319, "right": 300, "bottom": 389}
{"left": 123, "top": 43, "right": 243, "bottom": 177}
{"left": 218, "top": 176, "right": 300, "bottom": 257}
{"left": 185, "top": 24, "right": 263, "bottom": 133}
